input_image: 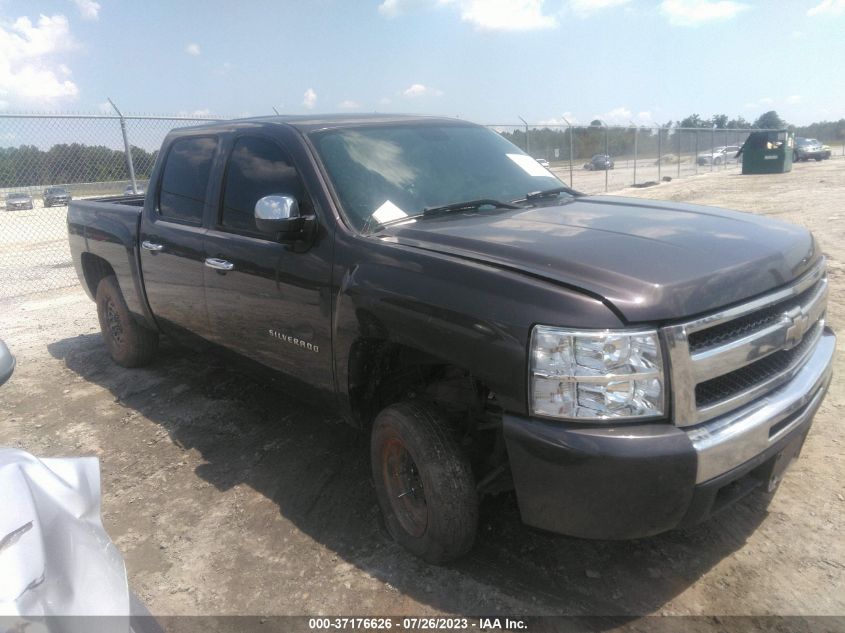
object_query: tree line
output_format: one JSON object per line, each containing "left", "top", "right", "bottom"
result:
{"left": 0, "top": 143, "right": 157, "bottom": 188}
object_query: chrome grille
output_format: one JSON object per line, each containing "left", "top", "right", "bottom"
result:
{"left": 688, "top": 282, "right": 820, "bottom": 353}
{"left": 663, "top": 258, "right": 828, "bottom": 427}
{"left": 695, "top": 320, "right": 822, "bottom": 408}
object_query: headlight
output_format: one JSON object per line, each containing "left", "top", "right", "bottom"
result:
{"left": 529, "top": 326, "right": 665, "bottom": 421}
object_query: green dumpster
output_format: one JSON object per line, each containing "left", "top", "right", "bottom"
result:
{"left": 739, "top": 130, "right": 794, "bottom": 174}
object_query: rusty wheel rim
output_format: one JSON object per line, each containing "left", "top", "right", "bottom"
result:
{"left": 382, "top": 438, "right": 427, "bottom": 538}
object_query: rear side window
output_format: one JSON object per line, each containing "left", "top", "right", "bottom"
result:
{"left": 158, "top": 136, "right": 218, "bottom": 224}
{"left": 221, "top": 136, "right": 302, "bottom": 234}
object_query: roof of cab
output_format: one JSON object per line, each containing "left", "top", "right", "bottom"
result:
{"left": 172, "top": 113, "right": 475, "bottom": 135}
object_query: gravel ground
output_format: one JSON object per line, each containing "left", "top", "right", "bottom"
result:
{"left": 0, "top": 160, "right": 843, "bottom": 620}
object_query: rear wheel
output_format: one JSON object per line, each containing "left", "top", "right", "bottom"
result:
{"left": 95, "top": 275, "right": 159, "bottom": 367}
{"left": 371, "top": 401, "right": 478, "bottom": 564}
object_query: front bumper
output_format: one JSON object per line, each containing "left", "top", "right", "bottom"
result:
{"left": 503, "top": 326, "right": 835, "bottom": 539}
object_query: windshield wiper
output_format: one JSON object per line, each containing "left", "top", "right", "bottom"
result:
{"left": 422, "top": 198, "right": 520, "bottom": 217}
{"left": 517, "top": 185, "right": 583, "bottom": 202}
{"left": 362, "top": 198, "right": 521, "bottom": 235}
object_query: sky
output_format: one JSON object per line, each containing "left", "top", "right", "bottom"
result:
{"left": 0, "top": 0, "right": 843, "bottom": 127}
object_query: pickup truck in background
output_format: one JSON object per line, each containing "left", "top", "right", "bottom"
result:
{"left": 68, "top": 115, "right": 835, "bottom": 564}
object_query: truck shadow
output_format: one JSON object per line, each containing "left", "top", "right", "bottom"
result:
{"left": 49, "top": 333, "right": 773, "bottom": 618}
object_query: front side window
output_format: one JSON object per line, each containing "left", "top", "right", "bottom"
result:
{"left": 158, "top": 136, "right": 218, "bottom": 224}
{"left": 311, "top": 124, "right": 563, "bottom": 233}
{"left": 220, "top": 136, "right": 302, "bottom": 234}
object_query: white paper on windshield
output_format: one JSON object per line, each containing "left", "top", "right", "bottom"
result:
{"left": 372, "top": 200, "right": 408, "bottom": 224}
{"left": 507, "top": 153, "right": 551, "bottom": 177}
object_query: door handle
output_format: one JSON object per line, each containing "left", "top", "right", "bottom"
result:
{"left": 204, "top": 257, "right": 234, "bottom": 271}
{"left": 141, "top": 240, "right": 164, "bottom": 252}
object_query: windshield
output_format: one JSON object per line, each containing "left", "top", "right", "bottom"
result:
{"left": 9, "top": 193, "right": 28, "bottom": 199}
{"left": 311, "top": 123, "right": 563, "bottom": 232}
{"left": 46, "top": 187, "right": 66, "bottom": 194}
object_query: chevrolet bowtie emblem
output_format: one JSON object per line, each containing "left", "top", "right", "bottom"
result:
{"left": 783, "top": 306, "right": 809, "bottom": 350}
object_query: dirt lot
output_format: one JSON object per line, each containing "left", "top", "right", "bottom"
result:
{"left": 0, "top": 160, "right": 843, "bottom": 620}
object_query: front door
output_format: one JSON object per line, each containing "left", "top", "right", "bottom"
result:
{"left": 202, "top": 134, "right": 334, "bottom": 393}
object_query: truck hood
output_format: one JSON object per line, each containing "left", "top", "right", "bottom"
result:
{"left": 377, "top": 195, "right": 819, "bottom": 323}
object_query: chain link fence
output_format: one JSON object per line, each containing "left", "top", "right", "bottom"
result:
{"left": 0, "top": 113, "right": 222, "bottom": 298}
{"left": 1, "top": 113, "right": 843, "bottom": 299}
{"left": 491, "top": 124, "right": 845, "bottom": 195}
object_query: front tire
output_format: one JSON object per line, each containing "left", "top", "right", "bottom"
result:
{"left": 95, "top": 275, "right": 159, "bottom": 367}
{"left": 371, "top": 401, "right": 478, "bottom": 564}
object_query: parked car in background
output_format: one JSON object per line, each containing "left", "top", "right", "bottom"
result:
{"left": 794, "top": 138, "right": 826, "bottom": 162}
{"left": 124, "top": 185, "right": 145, "bottom": 196}
{"left": 4, "top": 192, "right": 33, "bottom": 210}
{"left": 697, "top": 145, "right": 742, "bottom": 166}
{"left": 583, "top": 154, "right": 614, "bottom": 170}
{"left": 43, "top": 186, "right": 71, "bottom": 207}
{"left": 536, "top": 158, "right": 550, "bottom": 169}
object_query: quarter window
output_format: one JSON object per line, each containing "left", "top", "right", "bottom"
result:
{"left": 221, "top": 137, "right": 303, "bottom": 234}
{"left": 158, "top": 136, "right": 217, "bottom": 224}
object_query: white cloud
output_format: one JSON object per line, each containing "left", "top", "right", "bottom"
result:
{"left": 402, "top": 83, "right": 443, "bottom": 97}
{"left": 177, "top": 108, "right": 213, "bottom": 117}
{"left": 72, "top": 0, "right": 101, "bottom": 20}
{"left": 807, "top": 0, "right": 845, "bottom": 16}
{"left": 660, "top": 0, "right": 749, "bottom": 26}
{"left": 743, "top": 97, "right": 774, "bottom": 110}
{"left": 786, "top": 95, "right": 803, "bottom": 105}
{"left": 378, "top": 0, "right": 429, "bottom": 16}
{"left": 185, "top": 43, "right": 201, "bottom": 56}
{"left": 538, "top": 112, "right": 578, "bottom": 126}
{"left": 443, "top": 0, "right": 558, "bottom": 30}
{"left": 380, "top": 0, "right": 558, "bottom": 30}
{"left": 591, "top": 106, "right": 653, "bottom": 125}
{"left": 0, "top": 14, "right": 79, "bottom": 106}
{"left": 303, "top": 88, "right": 317, "bottom": 109}
{"left": 338, "top": 100, "right": 361, "bottom": 110}
{"left": 569, "top": 0, "right": 630, "bottom": 17}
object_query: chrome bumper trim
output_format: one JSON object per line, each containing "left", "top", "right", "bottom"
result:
{"left": 688, "top": 327, "right": 835, "bottom": 483}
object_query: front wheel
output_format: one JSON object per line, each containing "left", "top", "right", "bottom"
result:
{"left": 371, "top": 401, "right": 478, "bottom": 564}
{"left": 96, "top": 275, "right": 159, "bottom": 367}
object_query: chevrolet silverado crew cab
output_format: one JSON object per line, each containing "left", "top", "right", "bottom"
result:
{"left": 68, "top": 115, "right": 835, "bottom": 564}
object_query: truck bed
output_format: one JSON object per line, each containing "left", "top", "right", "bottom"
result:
{"left": 67, "top": 195, "right": 149, "bottom": 323}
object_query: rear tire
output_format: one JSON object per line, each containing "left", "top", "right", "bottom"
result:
{"left": 95, "top": 275, "right": 158, "bottom": 367}
{"left": 371, "top": 401, "right": 478, "bottom": 564}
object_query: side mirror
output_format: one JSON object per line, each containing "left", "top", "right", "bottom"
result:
{"left": 255, "top": 195, "right": 304, "bottom": 236}
{"left": 0, "top": 340, "right": 15, "bottom": 387}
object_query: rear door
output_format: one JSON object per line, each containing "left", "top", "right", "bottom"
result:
{"left": 202, "top": 131, "right": 334, "bottom": 393}
{"left": 139, "top": 134, "right": 218, "bottom": 340}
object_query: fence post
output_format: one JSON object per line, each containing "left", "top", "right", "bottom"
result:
{"left": 677, "top": 127, "right": 682, "bottom": 178}
{"left": 563, "top": 116, "right": 573, "bottom": 188}
{"left": 657, "top": 127, "right": 662, "bottom": 182}
{"left": 694, "top": 129, "right": 698, "bottom": 175}
{"left": 108, "top": 98, "right": 138, "bottom": 194}
{"left": 631, "top": 121, "right": 638, "bottom": 186}
{"left": 518, "top": 116, "right": 530, "bottom": 155}
{"left": 603, "top": 121, "right": 609, "bottom": 193}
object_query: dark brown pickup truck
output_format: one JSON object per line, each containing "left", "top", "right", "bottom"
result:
{"left": 68, "top": 114, "right": 835, "bottom": 563}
